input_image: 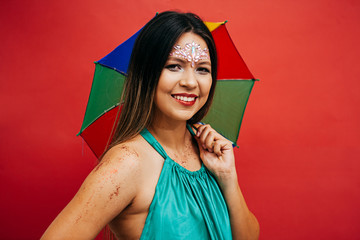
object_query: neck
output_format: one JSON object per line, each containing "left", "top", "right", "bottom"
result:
{"left": 148, "top": 119, "right": 190, "bottom": 151}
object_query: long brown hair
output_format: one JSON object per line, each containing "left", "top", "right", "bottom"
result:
{"left": 108, "top": 11, "right": 218, "bottom": 150}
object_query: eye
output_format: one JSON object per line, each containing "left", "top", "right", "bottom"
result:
{"left": 165, "top": 64, "right": 182, "bottom": 72}
{"left": 196, "top": 67, "right": 211, "bottom": 74}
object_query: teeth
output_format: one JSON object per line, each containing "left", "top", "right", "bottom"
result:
{"left": 173, "top": 95, "right": 195, "bottom": 102}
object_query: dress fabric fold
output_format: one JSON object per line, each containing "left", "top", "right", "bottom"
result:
{"left": 139, "top": 127, "right": 232, "bottom": 240}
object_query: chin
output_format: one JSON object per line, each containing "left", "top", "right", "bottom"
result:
{"left": 166, "top": 110, "right": 198, "bottom": 123}
{"left": 153, "top": 101, "right": 205, "bottom": 123}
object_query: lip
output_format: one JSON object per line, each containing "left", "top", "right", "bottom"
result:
{"left": 171, "top": 93, "right": 198, "bottom": 106}
{"left": 172, "top": 93, "right": 198, "bottom": 98}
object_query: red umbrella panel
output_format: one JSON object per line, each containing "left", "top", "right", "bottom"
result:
{"left": 78, "top": 20, "right": 257, "bottom": 158}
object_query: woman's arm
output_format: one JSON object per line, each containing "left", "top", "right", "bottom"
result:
{"left": 218, "top": 173, "right": 260, "bottom": 240}
{"left": 194, "top": 124, "right": 260, "bottom": 240}
{"left": 41, "top": 144, "right": 141, "bottom": 240}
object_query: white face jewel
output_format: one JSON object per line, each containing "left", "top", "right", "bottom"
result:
{"left": 169, "top": 41, "right": 210, "bottom": 67}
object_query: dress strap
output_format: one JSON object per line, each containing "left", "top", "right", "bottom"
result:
{"left": 186, "top": 123, "right": 196, "bottom": 136}
{"left": 140, "top": 124, "right": 195, "bottom": 160}
{"left": 140, "top": 128, "right": 169, "bottom": 159}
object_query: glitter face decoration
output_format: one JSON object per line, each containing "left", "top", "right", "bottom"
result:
{"left": 169, "top": 41, "right": 210, "bottom": 67}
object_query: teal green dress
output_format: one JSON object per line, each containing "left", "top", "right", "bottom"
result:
{"left": 140, "top": 126, "right": 232, "bottom": 240}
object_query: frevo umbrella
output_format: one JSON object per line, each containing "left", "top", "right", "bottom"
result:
{"left": 78, "top": 20, "right": 257, "bottom": 158}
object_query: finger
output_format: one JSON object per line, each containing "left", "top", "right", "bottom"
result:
{"left": 194, "top": 134, "right": 207, "bottom": 158}
{"left": 213, "top": 140, "right": 222, "bottom": 156}
{"left": 199, "top": 124, "right": 211, "bottom": 138}
{"left": 204, "top": 131, "right": 216, "bottom": 152}
{"left": 192, "top": 123, "right": 204, "bottom": 133}
{"left": 219, "top": 139, "right": 233, "bottom": 152}
{"left": 213, "top": 139, "right": 232, "bottom": 156}
{"left": 194, "top": 125, "right": 207, "bottom": 149}
{"left": 195, "top": 123, "right": 207, "bottom": 137}
{"left": 198, "top": 125, "right": 212, "bottom": 144}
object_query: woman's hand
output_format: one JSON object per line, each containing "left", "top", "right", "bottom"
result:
{"left": 194, "top": 123, "right": 260, "bottom": 239}
{"left": 193, "top": 123, "right": 238, "bottom": 188}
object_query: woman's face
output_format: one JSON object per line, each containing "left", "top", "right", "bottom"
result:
{"left": 153, "top": 32, "right": 212, "bottom": 124}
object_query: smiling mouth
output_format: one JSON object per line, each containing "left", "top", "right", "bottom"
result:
{"left": 171, "top": 94, "right": 198, "bottom": 106}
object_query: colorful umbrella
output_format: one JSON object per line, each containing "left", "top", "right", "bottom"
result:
{"left": 78, "top": 19, "right": 257, "bottom": 158}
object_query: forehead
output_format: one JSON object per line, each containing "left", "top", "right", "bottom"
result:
{"left": 174, "top": 32, "right": 208, "bottom": 49}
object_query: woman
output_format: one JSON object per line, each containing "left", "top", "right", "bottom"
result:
{"left": 42, "top": 11, "right": 259, "bottom": 239}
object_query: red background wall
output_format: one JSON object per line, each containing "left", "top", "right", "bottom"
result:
{"left": 1, "top": 0, "right": 359, "bottom": 239}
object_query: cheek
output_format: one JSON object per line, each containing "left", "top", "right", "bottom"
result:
{"left": 157, "top": 72, "right": 177, "bottom": 92}
{"left": 200, "top": 77, "right": 213, "bottom": 96}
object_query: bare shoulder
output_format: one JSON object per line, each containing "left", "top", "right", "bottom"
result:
{"left": 85, "top": 136, "right": 146, "bottom": 198}
{"left": 41, "top": 135, "right": 148, "bottom": 239}
{"left": 95, "top": 139, "right": 142, "bottom": 176}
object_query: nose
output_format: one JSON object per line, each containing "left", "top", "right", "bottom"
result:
{"left": 179, "top": 69, "right": 197, "bottom": 89}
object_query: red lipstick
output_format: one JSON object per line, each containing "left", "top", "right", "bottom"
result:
{"left": 172, "top": 93, "right": 198, "bottom": 106}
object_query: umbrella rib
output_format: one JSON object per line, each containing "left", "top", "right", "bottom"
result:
{"left": 95, "top": 62, "right": 128, "bottom": 76}
{"left": 234, "top": 80, "right": 256, "bottom": 145}
{"left": 104, "top": 103, "right": 122, "bottom": 153}
{"left": 77, "top": 103, "right": 121, "bottom": 135}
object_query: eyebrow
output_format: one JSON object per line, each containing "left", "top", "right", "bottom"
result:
{"left": 197, "top": 61, "right": 211, "bottom": 67}
{"left": 167, "top": 57, "right": 187, "bottom": 64}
